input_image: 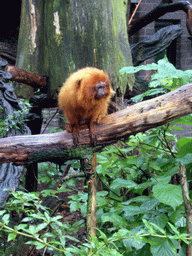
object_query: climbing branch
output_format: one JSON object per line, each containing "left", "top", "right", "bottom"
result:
{"left": 0, "top": 82, "right": 192, "bottom": 165}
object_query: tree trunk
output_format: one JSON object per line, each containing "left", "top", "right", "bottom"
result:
{"left": 16, "top": 0, "right": 134, "bottom": 98}
{"left": 15, "top": 0, "right": 44, "bottom": 98}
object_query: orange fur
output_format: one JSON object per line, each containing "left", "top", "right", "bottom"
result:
{"left": 58, "top": 67, "right": 114, "bottom": 145}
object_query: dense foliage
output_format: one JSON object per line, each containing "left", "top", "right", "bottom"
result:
{"left": 1, "top": 57, "right": 192, "bottom": 255}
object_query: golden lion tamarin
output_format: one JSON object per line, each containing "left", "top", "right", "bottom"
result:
{"left": 58, "top": 67, "right": 114, "bottom": 146}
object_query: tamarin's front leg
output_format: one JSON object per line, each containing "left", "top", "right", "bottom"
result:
{"left": 66, "top": 123, "right": 80, "bottom": 147}
{"left": 72, "top": 126, "right": 80, "bottom": 146}
{"left": 89, "top": 114, "right": 102, "bottom": 146}
{"left": 89, "top": 122, "right": 97, "bottom": 146}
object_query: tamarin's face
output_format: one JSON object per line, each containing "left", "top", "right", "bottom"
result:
{"left": 85, "top": 81, "right": 110, "bottom": 101}
{"left": 82, "top": 74, "right": 111, "bottom": 101}
{"left": 94, "top": 82, "right": 110, "bottom": 99}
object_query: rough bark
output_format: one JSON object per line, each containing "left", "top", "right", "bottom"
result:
{"left": 6, "top": 66, "right": 47, "bottom": 89}
{"left": 1, "top": 82, "right": 192, "bottom": 165}
{"left": 15, "top": 0, "right": 44, "bottom": 98}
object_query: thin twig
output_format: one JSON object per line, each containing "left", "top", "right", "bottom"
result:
{"left": 162, "top": 129, "right": 176, "bottom": 158}
{"left": 53, "top": 164, "right": 71, "bottom": 189}
{"left": 179, "top": 163, "right": 192, "bottom": 255}
{"left": 41, "top": 109, "right": 59, "bottom": 134}
{"left": 128, "top": 0, "right": 143, "bottom": 26}
{"left": 96, "top": 173, "right": 121, "bottom": 198}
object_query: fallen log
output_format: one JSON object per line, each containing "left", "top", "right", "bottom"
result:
{"left": 0, "top": 82, "right": 192, "bottom": 165}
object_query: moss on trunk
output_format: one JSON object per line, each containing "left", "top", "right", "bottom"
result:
{"left": 16, "top": 0, "right": 133, "bottom": 98}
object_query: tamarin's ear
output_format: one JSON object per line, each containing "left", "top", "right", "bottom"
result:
{"left": 76, "top": 79, "right": 81, "bottom": 88}
{"left": 76, "top": 79, "right": 84, "bottom": 101}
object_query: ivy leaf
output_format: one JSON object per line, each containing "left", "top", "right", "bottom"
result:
{"left": 152, "top": 183, "right": 183, "bottom": 210}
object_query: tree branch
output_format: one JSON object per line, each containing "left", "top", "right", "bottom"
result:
{"left": 128, "top": 1, "right": 192, "bottom": 37}
{"left": 6, "top": 65, "right": 48, "bottom": 89}
{"left": 1, "top": 82, "right": 192, "bottom": 165}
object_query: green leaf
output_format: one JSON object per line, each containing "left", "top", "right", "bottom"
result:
{"left": 177, "top": 153, "right": 192, "bottom": 165}
{"left": 169, "top": 205, "right": 186, "bottom": 228}
{"left": 136, "top": 244, "right": 152, "bottom": 256}
{"left": 35, "top": 223, "right": 48, "bottom": 232}
{"left": 143, "top": 219, "right": 155, "bottom": 234}
{"left": 26, "top": 241, "right": 45, "bottom": 250}
{"left": 22, "top": 217, "right": 33, "bottom": 222}
{"left": 7, "top": 232, "right": 17, "bottom": 242}
{"left": 150, "top": 237, "right": 177, "bottom": 256}
{"left": 152, "top": 183, "right": 183, "bottom": 210}
{"left": 17, "top": 224, "right": 28, "bottom": 230}
{"left": 177, "top": 137, "right": 192, "bottom": 157}
{"left": 171, "top": 114, "right": 192, "bottom": 125}
{"left": 131, "top": 88, "right": 165, "bottom": 103}
{"left": 149, "top": 214, "right": 168, "bottom": 229}
{"left": 2, "top": 214, "right": 10, "bottom": 224}
{"left": 91, "top": 234, "right": 100, "bottom": 246}
{"left": 122, "top": 205, "right": 143, "bottom": 217}
{"left": 110, "top": 178, "right": 137, "bottom": 190}
{"left": 28, "top": 225, "right": 37, "bottom": 234}
{"left": 119, "top": 63, "right": 158, "bottom": 75}
{"left": 140, "top": 198, "right": 159, "bottom": 211}
{"left": 70, "top": 201, "right": 81, "bottom": 212}
{"left": 0, "top": 210, "right": 6, "bottom": 216}
{"left": 151, "top": 223, "right": 166, "bottom": 235}
{"left": 96, "top": 196, "right": 108, "bottom": 207}
{"left": 102, "top": 213, "right": 126, "bottom": 226}
{"left": 44, "top": 212, "right": 51, "bottom": 222}
{"left": 168, "top": 222, "right": 180, "bottom": 235}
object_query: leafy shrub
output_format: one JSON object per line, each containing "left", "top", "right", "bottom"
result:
{"left": 119, "top": 56, "right": 192, "bottom": 102}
